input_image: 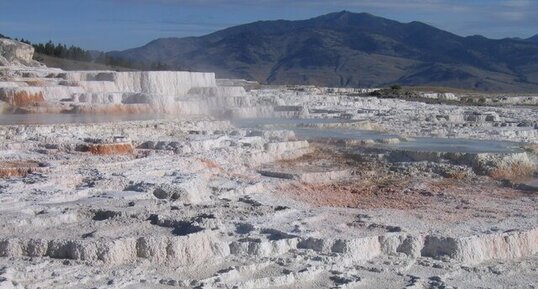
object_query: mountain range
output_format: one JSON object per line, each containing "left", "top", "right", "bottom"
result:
{"left": 110, "top": 11, "right": 538, "bottom": 92}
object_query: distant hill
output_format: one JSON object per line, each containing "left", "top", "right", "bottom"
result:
{"left": 527, "top": 34, "right": 538, "bottom": 44}
{"left": 111, "top": 12, "right": 538, "bottom": 92}
{"left": 110, "top": 12, "right": 538, "bottom": 92}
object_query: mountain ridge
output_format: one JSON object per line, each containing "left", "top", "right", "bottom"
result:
{"left": 527, "top": 34, "right": 538, "bottom": 43}
{"left": 111, "top": 11, "right": 538, "bottom": 92}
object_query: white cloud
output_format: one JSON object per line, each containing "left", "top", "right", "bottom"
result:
{"left": 502, "top": 0, "right": 532, "bottom": 8}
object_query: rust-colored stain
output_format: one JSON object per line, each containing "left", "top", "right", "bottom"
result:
{"left": 8, "top": 91, "right": 45, "bottom": 107}
{"left": 277, "top": 176, "right": 530, "bottom": 223}
{"left": 199, "top": 158, "right": 221, "bottom": 170}
{"left": 0, "top": 161, "right": 41, "bottom": 178}
{"left": 87, "top": 143, "right": 135, "bottom": 155}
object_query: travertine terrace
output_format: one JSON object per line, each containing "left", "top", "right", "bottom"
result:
{"left": 0, "top": 39, "right": 537, "bottom": 289}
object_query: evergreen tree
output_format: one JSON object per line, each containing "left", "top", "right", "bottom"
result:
{"left": 25, "top": 38, "right": 177, "bottom": 71}
{"left": 44, "top": 41, "right": 55, "bottom": 55}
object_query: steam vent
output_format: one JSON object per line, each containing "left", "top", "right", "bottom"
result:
{"left": 1, "top": 38, "right": 537, "bottom": 289}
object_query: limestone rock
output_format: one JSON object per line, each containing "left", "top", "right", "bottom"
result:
{"left": 0, "top": 39, "right": 42, "bottom": 67}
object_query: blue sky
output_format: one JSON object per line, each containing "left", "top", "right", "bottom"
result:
{"left": 1, "top": 0, "right": 537, "bottom": 51}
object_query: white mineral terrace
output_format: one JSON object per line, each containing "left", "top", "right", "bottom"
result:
{"left": 0, "top": 39, "right": 537, "bottom": 289}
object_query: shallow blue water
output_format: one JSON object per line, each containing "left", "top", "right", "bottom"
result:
{"left": 232, "top": 117, "right": 357, "bottom": 127}
{"left": 234, "top": 118, "right": 523, "bottom": 154}
{"left": 385, "top": 136, "right": 522, "bottom": 154}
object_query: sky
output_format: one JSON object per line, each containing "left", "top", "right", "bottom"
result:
{"left": 0, "top": 0, "right": 537, "bottom": 51}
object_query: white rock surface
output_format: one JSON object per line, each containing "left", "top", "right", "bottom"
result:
{"left": 0, "top": 39, "right": 42, "bottom": 67}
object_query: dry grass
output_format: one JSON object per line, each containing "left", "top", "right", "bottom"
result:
{"left": 488, "top": 162, "right": 536, "bottom": 181}
{"left": 444, "top": 170, "right": 468, "bottom": 180}
{"left": 34, "top": 53, "right": 135, "bottom": 71}
{"left": 403, "top": 85, "right": 478, "bottom": 94}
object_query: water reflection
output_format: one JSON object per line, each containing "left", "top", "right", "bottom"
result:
{"left": 0, "top": 113, "right": 170, "bottom": 125}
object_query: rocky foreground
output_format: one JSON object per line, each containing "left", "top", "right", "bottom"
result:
{"left": 0, "top": 39, "right": 537, "bottom": 289}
